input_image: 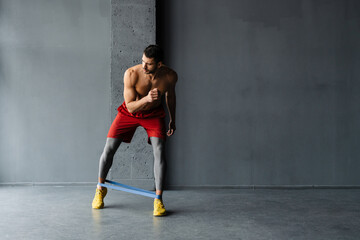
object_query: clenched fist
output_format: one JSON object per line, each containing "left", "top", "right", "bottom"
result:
{"left": 146, "top": 88, "right": 160, "bottom": 103}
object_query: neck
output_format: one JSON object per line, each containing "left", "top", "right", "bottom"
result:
{"left": 146, "top": 72, "right": 155, "bottom": 80}
{"left": 147, "top": 63, "right": 163, "bottom": 79}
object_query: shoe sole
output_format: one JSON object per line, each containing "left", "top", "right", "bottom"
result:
{"left": 92, "top": 203, "right": 104, "bottom": 209}
{"left": 92, "top": 205, "right": 104, "bottom": 209}
{"left": 153, "top": 212, "right": 167, "bottom": 217}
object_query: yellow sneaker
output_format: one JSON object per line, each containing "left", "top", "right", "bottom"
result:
{"left": 92, "top": 187, "right": 107, "bottom": 209}
{"left": 153, "top": 198, "right": 167, "bottom": 217}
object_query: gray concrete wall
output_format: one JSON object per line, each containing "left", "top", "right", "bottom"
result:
{"left": 109, "top": 0, "right": 156, "bottom": 189}
{"left": 0, "top": 0, "right": 111, "bottom": 182}
{"left": 158, "top": 0, "right": 360, "bottom": 187}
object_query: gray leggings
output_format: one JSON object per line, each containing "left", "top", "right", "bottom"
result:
{"left": 98, "top": 137, "right": 166, "bottom": 191}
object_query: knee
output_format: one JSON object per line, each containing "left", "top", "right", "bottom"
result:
{"left": 152, "top": 138, "right": 165, "bottom": 153}
{"left": 153, "top": 145, "right": 165, "bottom": 161}
{"left": 103, "top": 145, "right": 117, "bottom": 157}
{"left": 153, "top": 144, "right": 164, "bottom": 154}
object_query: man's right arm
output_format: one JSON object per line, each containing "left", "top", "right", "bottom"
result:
{"left": 123, "top": 69, "right": 159, "bottom": 113}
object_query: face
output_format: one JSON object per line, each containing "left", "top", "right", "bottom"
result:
{"left": 142, "top": 54, "right": 158, "bottom": 74}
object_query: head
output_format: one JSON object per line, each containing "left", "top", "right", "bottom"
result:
{"left": 142, "top": 45, "right": 164, "bottom": 74}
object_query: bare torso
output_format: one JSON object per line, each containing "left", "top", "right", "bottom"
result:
{"left": 127, "top": 64, "right": 176, "bottom": 111}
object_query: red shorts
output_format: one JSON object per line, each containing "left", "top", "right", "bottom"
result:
{"left": 107, "top": 102, "right": 166, "bottom": 144}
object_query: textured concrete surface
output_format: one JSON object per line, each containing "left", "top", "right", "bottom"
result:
{"left": 1, "top": 186, "right": 360, "bottom": 240}
{"left": 109, "top": 0, "right": 157, "bottom": 189}
{"left": 157, "top": 0, "right": 360, "bottom": 187}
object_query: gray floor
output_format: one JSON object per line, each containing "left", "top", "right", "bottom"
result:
{"left": 0, "top": 186, "right": 359, "bottom": 240}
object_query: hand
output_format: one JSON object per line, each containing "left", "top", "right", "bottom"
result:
{"left": 146, "top": 88, "right": 160, "bottom": 103}
{"left": 167, "top": 121, "right": 176, "bottom": 136}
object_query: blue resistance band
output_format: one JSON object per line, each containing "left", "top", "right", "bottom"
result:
{"left": 98, "top": 180, "right": 160, "bottom": 199}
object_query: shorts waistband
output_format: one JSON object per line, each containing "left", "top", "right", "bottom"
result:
{"left": 117, "top": 101, "right": 166, "bottom": 119}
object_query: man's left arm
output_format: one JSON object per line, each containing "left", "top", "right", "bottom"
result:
{"left": 165, "top": 72, "right": 177, "bottom": 136}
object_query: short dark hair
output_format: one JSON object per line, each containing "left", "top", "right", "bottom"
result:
{"left": 143, "top": 45, "right": 164, "bottom": 63}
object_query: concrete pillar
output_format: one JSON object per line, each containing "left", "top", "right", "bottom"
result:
{"left": 109, "top": 0, "right": 156, "bottom": 190}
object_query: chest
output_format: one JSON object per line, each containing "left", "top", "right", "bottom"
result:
{"left": 135, "top": 78, "right": 168, "bottom": 97}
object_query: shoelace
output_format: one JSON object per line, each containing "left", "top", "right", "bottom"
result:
{"left": 156, "top": 201, "right": 164, "bottom": 208}
{"left": 96, "top": 189, "right": 104, "bottom": 196}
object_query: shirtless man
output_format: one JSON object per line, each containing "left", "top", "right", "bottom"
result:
{"left": 92, "top": 45, "right": 177, "bottom": 217}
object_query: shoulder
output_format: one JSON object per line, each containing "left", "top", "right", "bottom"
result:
{"left": 168, "top": 69, "right": 178, "bottom": 86}
{"left": 124, "top": 65, "right": 141, "bottom": 85}
{"left": 160, "top": 66, "right": 177, "bottom": 83}
{"left": 125, "top": 65, "right": 140, "bottom": 77}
